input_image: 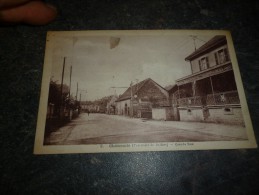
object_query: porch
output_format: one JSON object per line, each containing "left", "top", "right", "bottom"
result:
{"left": 177, "top": 90, "right": 240, "bottom": 107}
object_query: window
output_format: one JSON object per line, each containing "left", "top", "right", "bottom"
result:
{"left": 199, "top": 57, "right": 209, "bottom": 71}
{"left": 215, "top": 48, "right": 229, "bottom": 65}
{"left": 223, "top": 107, "right": 233, "bottom": 115}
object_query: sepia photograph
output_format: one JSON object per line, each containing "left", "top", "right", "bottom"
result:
{"left": 34, "top": 30, "right": 257, "bottom": 154}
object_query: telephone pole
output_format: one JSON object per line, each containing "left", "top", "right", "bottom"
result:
{"left": 59, "top": 57, "right": 66, "bottom": 119}
{"left": 76, "top": 82, "right": 78, "bottom": 101}
{"left": 130, "top": 81, "right": 133, "bottom": 117}
{"left": 190, "top": 35, "right": 197, "bottom": 51}
{"left": 69, "top": 65, "right": 72, "bottom": 100}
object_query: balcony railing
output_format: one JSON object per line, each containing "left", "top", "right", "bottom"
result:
{"left": 177, "top": 96, "right": 202, "bottom": 107}
{"left": 177, "top": 91, "right": 240, "bottom": 107}
{"left": 207, "top": 91, "right": 240, "bottom": 105}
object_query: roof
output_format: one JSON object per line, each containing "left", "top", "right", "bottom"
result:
{"left": 116, "top": 78, "right": 150, "bottom": 102}
{"left": 185, "top": 36, "right": 227, "bottom": 61}
{"left": 166, "top": 84, "right": 178, "bottom": 93}
{"left": 116, "top": 78, "right": 166, "bottom": 102}
{"left": 107, "top": 95, "right": 118, "bottom": 106}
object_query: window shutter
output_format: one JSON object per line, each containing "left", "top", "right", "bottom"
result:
{"left": 206, "top": 57, "right": 209, "bottom": 68}
{"left": 224, "top": 48, "right": 229, "bottom": 61}
{"left": 214, "top": 53, "right": 219, "bottom": 65}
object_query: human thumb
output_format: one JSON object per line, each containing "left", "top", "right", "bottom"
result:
{"left": 0, "top": 1, "right": 57, "bottom": 25}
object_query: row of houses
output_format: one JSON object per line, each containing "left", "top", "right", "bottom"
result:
{"left": 106, "top": 36, "right": 244, "bottom": 125}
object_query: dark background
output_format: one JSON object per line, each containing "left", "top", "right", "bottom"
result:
{"left": 1, "top": 0, "right": 259, "bottom": 194}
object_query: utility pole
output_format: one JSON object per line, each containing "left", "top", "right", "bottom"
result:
{"left": 190, "top": 35, "right": 197, "bottom": 51}
{"left": 110, "top": 86, "right": 128, "bottom": 88}
{"left": 110, "top": 86, "right": 128, "bottom": 96}
{"left": 76, "top": 82, "right": 78, "bottom": 101}
{"left": 78, "top": 89, "right": 87, "bottom": 111}
{"left": 136, "top": 79, "right": 139, "bottom": 98}
{"left": 69, "top": 65, "right": 72, "bottom": 100}
{"left": 130, "top": 81, "right": 133, "bottom": 117}
{"left": 78, "top": 89, "right": 87, "bottom": 100}
{"left": 59, "top": 57, "right": 66, "bottom": 119}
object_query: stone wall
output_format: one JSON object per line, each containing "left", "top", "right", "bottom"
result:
{"left": 179, "top": 107, "right": 204, "bottom": 122}
{"left": 207, "top": 106, "right": 244, "bottom": 125}
{"left": 152, "top": 107, "right": 174, "bottom": 121}
{"left": 178, "top": 106, "right": 244, "bottom": 125}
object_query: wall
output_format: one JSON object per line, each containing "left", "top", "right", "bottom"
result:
{"left": 178, "top": 106, "right": 244, "bottom": 125}
{"left": 179, "top": 107, "right": 204, "bottom": 122}
{"left": 116, "top": 99, "right": 131, "bottom": 115}
{"left": 152, "top": 107, "right": 174, "bottom": 120}
{"left": 207, "top": 106, "right": 244, "bottom": 125}
{"left": 152, "top": 108, "right": 167, "bottom": 120}
{"left": 190, "top": 45, "right": 228, "bottom": 73}
{"left": 138, "top": 79, "right": 169, "bottom": 107}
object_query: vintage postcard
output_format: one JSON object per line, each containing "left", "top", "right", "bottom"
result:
{"left": 34, "top": 30, "right": 257, "bottom": 154}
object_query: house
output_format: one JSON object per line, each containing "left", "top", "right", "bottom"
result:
{"left": 115, "top": 78, "right": 169, "bottom": 119}
{"left": 106, "top": 95, "right": 118, "bottom": 114}
{"left": 172, "top": 35, "right": 244, "bottom": 125}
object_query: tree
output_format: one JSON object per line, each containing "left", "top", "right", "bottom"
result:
{"left": 48, "top": 79, "right": 70, "bottom": 117}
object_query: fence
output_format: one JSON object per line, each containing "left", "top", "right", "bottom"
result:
{"left": 177, "top": 91, "right": 240, "bottom": 106}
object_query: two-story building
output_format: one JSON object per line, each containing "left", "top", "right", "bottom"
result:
{"left": 172, "top": 35, "right": 244, "bottom": 125}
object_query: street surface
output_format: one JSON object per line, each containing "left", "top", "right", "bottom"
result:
{"left": 45, "top": 113, "right": 247, "bottom": 145}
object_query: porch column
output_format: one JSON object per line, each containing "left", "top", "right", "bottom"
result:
{"left": 177, "top": 85, "right": 180, "bottom": 106}
{"left": 178, "top": 85, "right": 180, "bottom": 98}
{"left": 192, "top": 81, "right": 196, "bottom": 97}
{"left": 209, "top": 76, "right": 216, "bottom": 104}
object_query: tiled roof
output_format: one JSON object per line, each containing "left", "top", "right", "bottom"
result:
{"left": 185, "top": 35, "right": 227, "bottom": 61}
{"left": 116, "top": 78, "right": 151, "bottom": 102}
{"left": 166, "top": 84, "right": 178, "bottom": 93}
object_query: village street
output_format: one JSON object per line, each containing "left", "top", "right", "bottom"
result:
{"left": 45, "top": 113, "right": 247, "bottom": 145}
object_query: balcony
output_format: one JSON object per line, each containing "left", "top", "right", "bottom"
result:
{"left": 206, "top": 91, "right": 240, "bottom": 105}
{"left": 177, "top": 91, "right": 240, "bottom": 107}
{"left": 178, "top": 96, "right": 202, "bottom": 107}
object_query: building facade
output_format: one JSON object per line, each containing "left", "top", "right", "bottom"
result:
{"left": 106, "top": 95, "right": 118, "bottom": 114}
{"left": 172, "top": 36, "right": 244, "bottom": 125}
{"left": 115, "top": 78, "right": 169, "bottom": 119}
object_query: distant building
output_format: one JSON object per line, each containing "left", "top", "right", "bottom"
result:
{"left": 172, "top": 35, "right": 244, "bottom": 125}
{"left": 115, "top": 78, "right": 169, "bottom": 119}
{"left": 106, "top": 95, "right": 118, "bottom": 114}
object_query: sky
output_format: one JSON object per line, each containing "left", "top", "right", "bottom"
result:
{"left": 50, "top": 32, "right": 213, "bottom": 101}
